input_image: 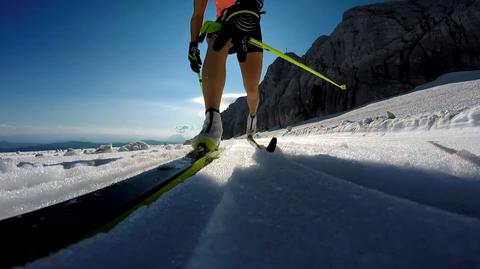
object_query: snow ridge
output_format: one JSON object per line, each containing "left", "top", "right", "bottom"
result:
{"left": 286, "top": 105, "right": 480, "bottom": 136}
{"left": 281, "top": 77, "right": 480, "bottom": 137}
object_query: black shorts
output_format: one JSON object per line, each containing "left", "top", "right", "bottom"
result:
{"left": 207, "top": 24, "right": 263, "bottom": 54}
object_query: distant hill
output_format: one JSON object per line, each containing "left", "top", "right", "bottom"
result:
{"left": 0, "top": 139, "right": 184, "bottom": 153}
{"left": 0, "top": 141, "right": 37, "bottom": 149}
{"left": 9, "top": 141, "right": 106, "bottom": 153}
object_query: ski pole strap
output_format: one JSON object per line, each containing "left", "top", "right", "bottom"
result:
{"left": 199, "top": 21, "right": 347, "bottom": 91}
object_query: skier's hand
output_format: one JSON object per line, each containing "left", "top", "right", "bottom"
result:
{"left": 213, "top": 0, "right": 263, "bottom": 62}
{"left": 188, "top": 42, "right": 202, "bottom": 73}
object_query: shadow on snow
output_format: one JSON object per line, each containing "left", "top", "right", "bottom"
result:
{"left": 186, "top": 149, "right": 480, "bottom": 269}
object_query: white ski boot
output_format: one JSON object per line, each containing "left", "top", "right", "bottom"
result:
{"left": 192, "top": 108, "right": 223, "bottom": 153}
{"left": 246, "top": 113, "right": 257, "bottom": 138}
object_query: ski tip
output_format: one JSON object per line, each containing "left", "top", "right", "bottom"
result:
{"left": 266, "top": 137, "right": 277, "bottom": 152}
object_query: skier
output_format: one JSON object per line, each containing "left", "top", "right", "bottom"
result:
{"left": 189, "top": 0, "right": 264, "bottom": 152}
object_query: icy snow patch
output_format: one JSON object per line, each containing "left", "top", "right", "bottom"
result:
{"left": 95, "top": 144, "right": 113, "bottom": 153}
{"left": 64, "top": 148, "right": 78, "bottom": 156}
{"left": 118, "top": 141, "right": 149, "bottom": 152}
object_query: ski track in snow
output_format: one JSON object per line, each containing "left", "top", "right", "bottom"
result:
{"left": 23, "top": 143, "right": 246, "bottom": 269}
{"left": 187, "top": 143, "right": 480, "bottom": 269}
{"left": 18, "top": 72, "right": 480, "bottom": 268}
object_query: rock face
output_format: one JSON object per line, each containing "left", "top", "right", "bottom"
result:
{"left": 221, "top": 0, "right": 480, "bottom": 138}
{"left": 222, "top": 97, "right": 249, "bottom": 138}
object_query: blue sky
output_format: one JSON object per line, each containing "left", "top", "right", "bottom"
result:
{"left": 0, "top": 0, "right": 380, "bottom": 143}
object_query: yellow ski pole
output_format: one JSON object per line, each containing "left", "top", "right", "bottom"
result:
{"left": 248, "top": 38, "right": 347, "bottom": 90}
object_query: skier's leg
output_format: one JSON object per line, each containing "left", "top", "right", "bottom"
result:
{"left": 239, "top": 51, "right": 263, "bottom": 136}
{"left": 192, "top": 36, "right": 231, "bottom": 152}
{"left": 239, "top": 51, "right": 263, "bottom": 115}
{"left": 202, "top": 36, "right": 231, "bottom": 110}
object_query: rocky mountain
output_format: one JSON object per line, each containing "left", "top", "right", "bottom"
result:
{"left": 221, "top": 0, "right": 480, "bottom": 138}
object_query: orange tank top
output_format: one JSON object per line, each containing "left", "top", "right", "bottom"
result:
{"left": 215, "top": 0, "right": 236, "bottom": 18}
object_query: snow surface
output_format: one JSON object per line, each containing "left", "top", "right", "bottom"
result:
{"left": 285, "top": 73, "right": 480, "bottom": 135}
{"left": 12, "top": 71, "right": 480, "bottom": 268}
{"left": 415, "top": 70, "right": 480, "bottom": 90}
{"left": 0, "top": 145, "right": 190, "bottom": 220}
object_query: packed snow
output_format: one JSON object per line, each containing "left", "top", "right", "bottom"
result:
{"left": 0, "top": 144, "right": 190, "bottom": 220}
{"left": 5, "top": 71, "right": 480, "bottom": 268}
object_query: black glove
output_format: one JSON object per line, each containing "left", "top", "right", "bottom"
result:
{"left": 188, "top": 42, "right": 202, "bottom": 73}
{"left": 213, "top": 0, "right": 263, "bottom": 62}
